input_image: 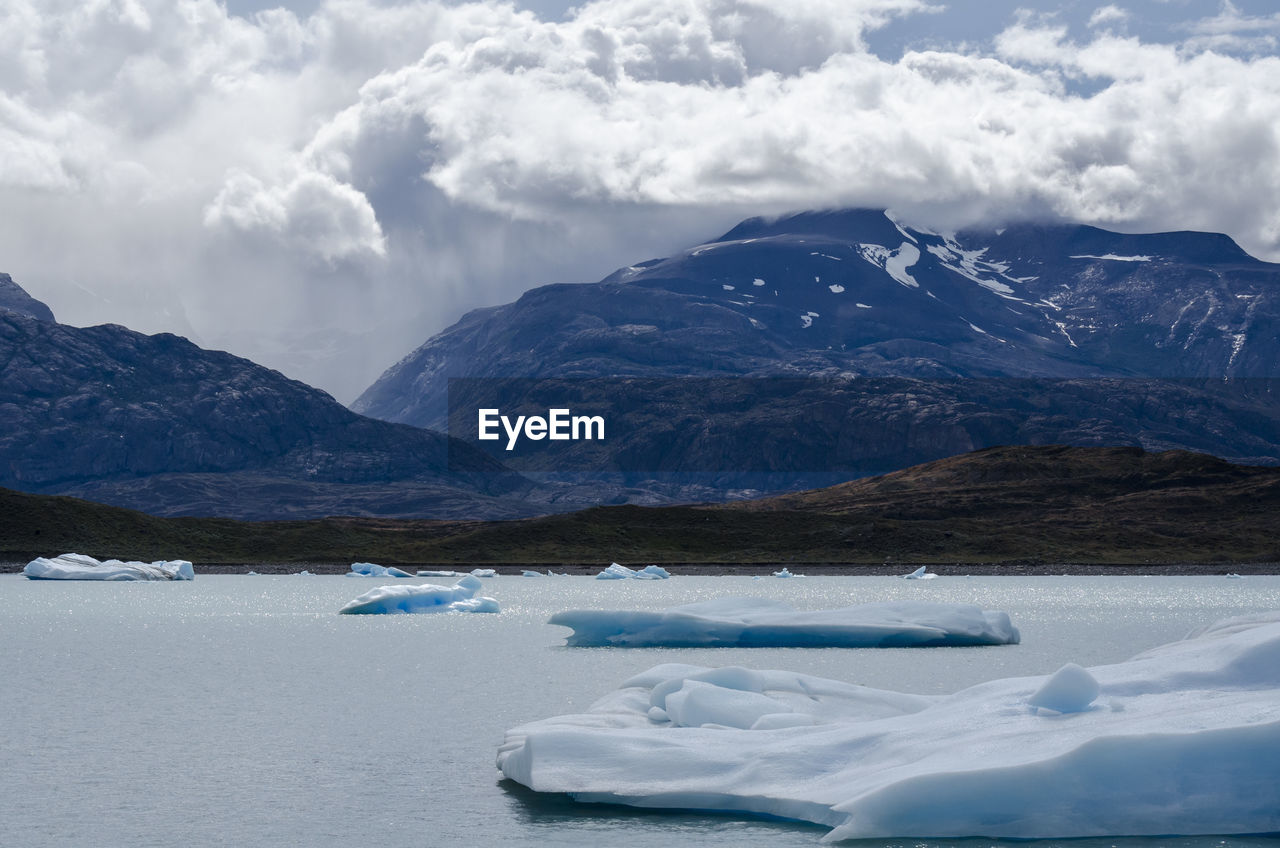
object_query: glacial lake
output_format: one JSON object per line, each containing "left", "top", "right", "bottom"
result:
{"left": 3, "top": 573, "right": 1280, "bottom": 848}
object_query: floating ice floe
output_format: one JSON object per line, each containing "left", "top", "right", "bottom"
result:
{"left": 338, "top": 575, "right": 499, "bottom": 615}
{"left": 549, "top": 598, "right": 1019, "bottom": 648}
{"left": 903, "top": 565, "right": 938, "bottom": 580}
{"left": 347, "top": 562, "right": 415, "bottom": 578}
{"left": 23, "top": 553, "right": 194, "bottom": 581}
{"left": 773, "top": 567, "right": 800, "bottom": 578}
{"left": 417, "top": 568, "right": 495, "bottom": 577}
{"left": 522, "top": 569, "right": 568, "bottom": 577}
{"left": 498, "top": 611, "right": 1280, "bottom": 840}
{"left": 596, "top": 563, "right": 671, "bottom": 580}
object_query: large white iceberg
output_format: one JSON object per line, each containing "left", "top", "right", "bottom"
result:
{"left": 499, "top": 612, "right": 1280, "bottom": 840}
{"left": 347, "top": 562, "right": 415, "bottom": 578}
{"left": 23, "top": 553, "right": 194, "bottom": 581}
{"left": 596, "top": 563, "right": 671, "bottom": 580}
{"left": 338, "top": 575, "right": 499, "bottom": 615}
{"left": 549, "top": 598, "right": 1020, "bottom": 647}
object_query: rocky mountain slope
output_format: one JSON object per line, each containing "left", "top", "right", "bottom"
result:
{"left": 0, "top": 275, "right": 561, "bottom": 520}
{"left": 0, "top": 272, "right": 55, "bottom": 322}
{"left": 353, "top": 210, "right": 1280, "bottom": 478}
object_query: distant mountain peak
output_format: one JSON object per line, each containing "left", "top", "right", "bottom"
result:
{"left": 0, "top": 272, "right": 55, "bottom": 322}
{"left": 353, "top": 208, "right": 1280, "bottom": 482}
{"left": 712, "top": 208, "right": 907, "bottom": 244}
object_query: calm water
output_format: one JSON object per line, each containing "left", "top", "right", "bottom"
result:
{"left": 3, "top": 573, "right": 1279, "bottom": 848}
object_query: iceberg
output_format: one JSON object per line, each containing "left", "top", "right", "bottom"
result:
{"left": 903, "top": 565, "right": 937, "bottom": 579}
{"left": 470, "top": 568, "right": 498, "bottom": 578}
{"left": 499, "top": 612, "right": 1280, "bottom": 840}
{"left": 347, "top": 562, "right": 415, "bottom": 578}
{"left": 596, "top": 563, "right": 671, "bottom": 580}
{"left": 1027, "top": 663, "right": 1100, "bottom": 713}
{"left": 549, "top": 598, "right": 1019, "bottom": 647}
{"left": 772, "top": 567, "right": 799, "bottom": 578}
{"left": 23, "top": 553, "right": 194, "bottom": 581}
{"left": 338, "top": 575, "right": 499, "bottom": 615}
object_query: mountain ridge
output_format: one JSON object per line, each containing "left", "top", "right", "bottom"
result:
{"left": 0, "top": 282, "right": 566, "bottom": 520}
{"left": 352, "top": 209, "right": 1280, "bottom": 485}
{"left": 3, "top": 445, "right": 1275, "bottom": 566}
{"left": 355, "top": 209, "right": 1280, "bottom": 431}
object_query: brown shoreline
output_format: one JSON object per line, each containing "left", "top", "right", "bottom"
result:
{"left": 6, "top": 561, "right": 1276, "bottom": 576}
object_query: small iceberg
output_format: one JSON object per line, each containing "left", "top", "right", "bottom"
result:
{"left": 549, "top": 598, "right": 1020, "bottom": 647}
{"left": 1028, "top": 663, "right": 1100, "bottom": 714}
{"left": 596, "top": 563, "right": 671, "bottom": 580}
{"left": 347, "top": 562, "right": 415, "bottom": 578}
{"left": 772, "top": 567, "right": 800, "bottom": 578}
{"left": 499, "top": 611, "right": 1280, "bottom": 840}
{"left": 339, "top": 575, "right": 499, "bottom": 615}
{"left": 470, "top": 568, "right": 497, "bottom": 578}
{"left": 23, "top": 553, "right": 194, "bottom": 581}
{"left": 903, "top": 565, "right": 937, "bottom": 579}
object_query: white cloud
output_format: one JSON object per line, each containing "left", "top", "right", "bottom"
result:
{"left": 205, "top": 169, "right": 387, "bottom": 262}
{"left": 1088, "top": 5, "right": 1130, "bottom": 29}
{"left": 2, "top": 0, "right": 1280, "bottom": 403}
{"left": 1181, "top": 0, "right": 1280, "bottom": 53}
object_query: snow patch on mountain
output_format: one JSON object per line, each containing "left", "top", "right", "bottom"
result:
{"left": 1071, "top": 254, "right": 1153, "bottom": 262}
{"left": 858, "top": 243, "right": 921, "bottom": 289}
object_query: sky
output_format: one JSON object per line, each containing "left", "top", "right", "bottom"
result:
{"left": 4, "top": 0, "right": 1280, "bottom": 403}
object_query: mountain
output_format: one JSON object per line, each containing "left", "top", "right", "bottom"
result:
{"left": 0, "top": 274, "right": 565, "bottom": 520}
{"left": 353, "top": 210, "right": 1280, "bottom": 478}
{"left": 5, "top": 446, "right": 1277, "bottom": 566}
{"left": 0, "top": 272, "right": 55, "bottom": 322}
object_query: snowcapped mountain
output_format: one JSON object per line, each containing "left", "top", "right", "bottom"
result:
{"left": 353, "top": 209, "right": 1280, "bottom": 475}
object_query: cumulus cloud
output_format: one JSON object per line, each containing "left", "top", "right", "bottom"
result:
{"left": 275, "top": 0, "right": 1280, "bottom": 242}
{"left": 2, "top": 0, "right": 1280, "bottom": 402}
{"left": 205, "top": 170, "right": 387, "bottom": 262}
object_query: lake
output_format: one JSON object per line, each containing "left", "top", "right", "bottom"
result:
{"left": 3, "top": 573, "right": 1279, "bottom": 847}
